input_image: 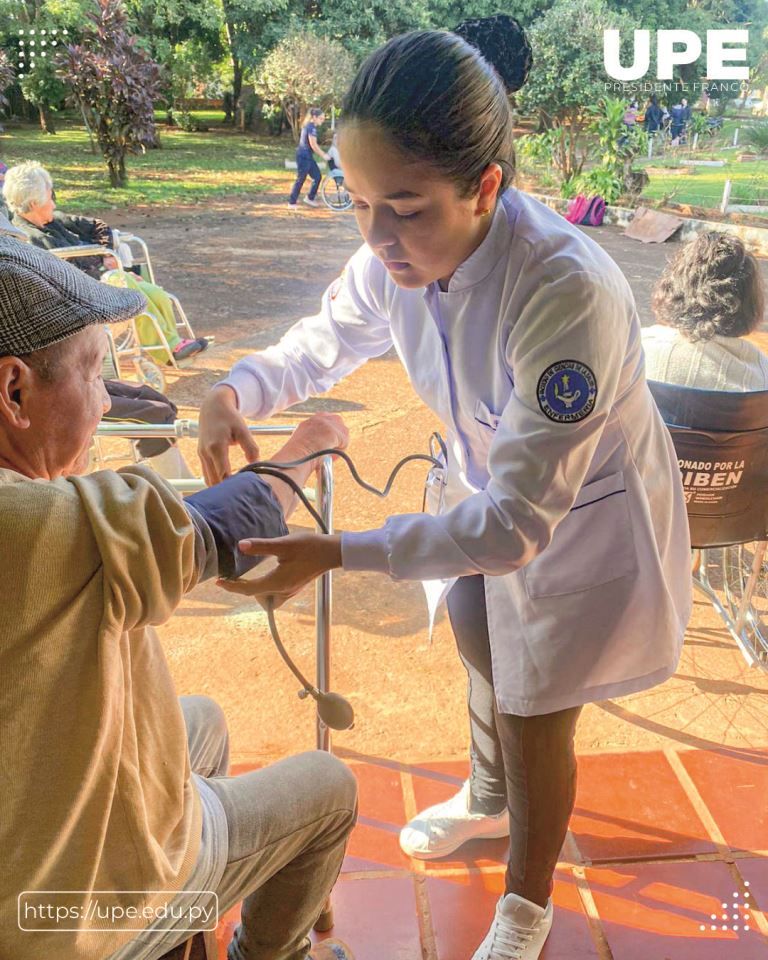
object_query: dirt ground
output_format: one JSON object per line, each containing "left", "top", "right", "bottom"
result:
{"left": 105, "top": 190, "right": 768, "bottom": 766}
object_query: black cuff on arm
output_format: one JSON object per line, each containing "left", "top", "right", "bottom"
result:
{"left": 185, "top": 472, "right": 288, "bottom": 580}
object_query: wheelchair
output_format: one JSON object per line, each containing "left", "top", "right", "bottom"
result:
{"left": 50, "top": 235, "right": 206, "bottom": 393}
{"left": 320, "top": 140, "right": 352, "bottom": 212}
{"left": 649, "top": 380, "right": 768, "bottom": 669}
{"left": 321, "top": 162, "right": 352, "bottom": 212}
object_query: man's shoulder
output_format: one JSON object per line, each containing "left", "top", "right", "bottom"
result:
{"left": 0, "top": 469, "right": 94, "bottom": 540}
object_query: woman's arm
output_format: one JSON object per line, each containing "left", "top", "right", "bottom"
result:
{"left": 308, "top": 134, "right": 330, "bottom": 162}
{"left": 199, "top": 246, "right": 393, "bottom": 483}
{"left": 56, "top": 212, "right": 113, "bottom": 247}
{"left": 221, "top": 270, "right": 636, "bottom": 603}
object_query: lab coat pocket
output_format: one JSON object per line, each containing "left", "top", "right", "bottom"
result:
{"left": 472, "top": 400, "right": 501, "bottom": 464}
{"left": 474, "top": 399, "right": 502, "bottom": 432}
{"left": 523, "top": 472, "right": 638, "bottom": 600}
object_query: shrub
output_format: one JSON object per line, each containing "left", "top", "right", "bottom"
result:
{"left": 57, "top": 0, "right": 162, "bottom": 187}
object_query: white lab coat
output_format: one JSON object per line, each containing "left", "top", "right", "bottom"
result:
{"left": 222, "top": 190, "right": 692, "bottom": 715}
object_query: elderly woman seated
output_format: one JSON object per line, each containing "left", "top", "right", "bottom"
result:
{"left": 643, "top": 231, "right": 767, "bottom": 391}
{"left": 2, "top": 160, "right": 208, "bottom": 363}
{"left": 0, "top": 238, "right": 356, "bottom": 960}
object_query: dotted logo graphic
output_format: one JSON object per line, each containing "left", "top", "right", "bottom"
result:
{"left": 14, "top": 27, "right": 68, "bottom": 79}
{"left": 699, "top": 882, "right": 752, "bottom": 934}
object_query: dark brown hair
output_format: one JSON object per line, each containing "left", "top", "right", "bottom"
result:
{"left": 652, "top": 232, "right": 765, "bottom": 342}
{"left": 341, "top": 20, "right": 531, "bottom": 198}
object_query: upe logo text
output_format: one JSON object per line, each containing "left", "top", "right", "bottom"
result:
{"left": 604, "top": 30, "right": 749, "bottom": 81}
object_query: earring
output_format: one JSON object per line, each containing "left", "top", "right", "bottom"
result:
{"left": 479, "top": 208, "right": 492, "bottom": 218}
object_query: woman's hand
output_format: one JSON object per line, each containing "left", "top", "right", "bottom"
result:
{"left": 217, "top": 532, "right": 343, "bottom": 607}
{"left": 198, "top": 385, "right": 260, "bottom": 485}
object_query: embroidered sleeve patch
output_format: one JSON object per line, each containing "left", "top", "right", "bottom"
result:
{"left": 537, "top": 360, "right": 597, "bottom": 423}
{"left": 329, "top": 268, "right": 346, "bottom": 301}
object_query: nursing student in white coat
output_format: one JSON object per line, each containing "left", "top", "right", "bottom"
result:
{"left": 199, "top": 17, "right": 692, "bottom": 960}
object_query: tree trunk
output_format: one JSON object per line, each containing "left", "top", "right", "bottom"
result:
{"left": 107, "top": 154, "right": 127, "bottom": 188}
{"left": 222, "top": 9, "right": 242, "bottom": 109}
{"left": 232, "top": 57, "right": 243, "bottom": 114}
{"left": 39, "top": 102, "right": 56, "bottom": 134}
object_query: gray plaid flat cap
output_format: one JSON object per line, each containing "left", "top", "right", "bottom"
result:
{"left": 0, "top": 236, "right": 147, "bottom": 357}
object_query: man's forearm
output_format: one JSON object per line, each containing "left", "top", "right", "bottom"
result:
{"left": 260, "top": 434, "right": 332, "bottom": 519}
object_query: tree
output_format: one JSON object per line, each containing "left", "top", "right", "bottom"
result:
{"left": 218, "top": 0, "right": 297, "bottom": 112}
{"left": 579, "top": 97, "right": 648, "bottom": 201}
{"left": 0, "top": 0, "right": 94, "bottom": 129}
{"left": 255, "top": 30, "right": 355, "bottom": 139}
{"left": 0, "top": 48, "right": 13, "bottom": 132}
{"left": 57, "top": 0, "right": 162, "bottom": 187}
{"left": 517, "top": 0, "right": 637, "bottom": 181}
{"left": 123, "top": 0, "right": 224, "bottom": 124}
{"left": 19, "top": 59, "right": 67, "bottom": 132}
{"left": 0, "top": 48, "right": 12, "bottom": 107}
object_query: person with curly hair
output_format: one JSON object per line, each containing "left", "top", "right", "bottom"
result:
{"left": 644, "top": 231, "right": 768, "bottom": 391}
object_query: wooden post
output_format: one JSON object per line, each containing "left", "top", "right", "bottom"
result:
{"left": 733, "top": 127, "right": 739, "bottom": 147}
{"left": 721, "top": 179, "right": 732, "bottom": 214}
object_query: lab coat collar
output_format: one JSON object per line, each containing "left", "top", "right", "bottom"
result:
{"left": 425, "top": 199, "right": 510, "bottom": 299}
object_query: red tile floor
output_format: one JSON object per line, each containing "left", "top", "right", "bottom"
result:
{"left": 210, "top": 748, "right": 768, "bottom": 959}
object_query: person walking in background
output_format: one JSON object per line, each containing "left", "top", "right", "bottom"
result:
{"left": 670, "top": 98, "right": 690, "bottom": 144}
{"left": 288, "top": 108, "right": 330, "bottom": 209}
{"left": 643, "top": 94, "right": 663, "bottom": 134}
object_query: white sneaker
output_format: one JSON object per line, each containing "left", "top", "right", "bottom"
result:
{"left": 287, "top": 202, "right": 298, "bottom": 209}
{"left": 471, "top": 893, "right": 553, "bottom": 960}
{"left": 302, "top": 197, "right": 320, "bottom": 207}
{"left": 399, "top": 780, "right": 509, "bottom": 859}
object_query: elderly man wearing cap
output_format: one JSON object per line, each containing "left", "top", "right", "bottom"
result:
{"left": 0, "top": 237, "right": 356, "bottom": 960}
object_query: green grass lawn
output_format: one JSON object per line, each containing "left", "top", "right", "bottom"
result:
{"left": 152, "top": 108, "right": 230, "bottom": 126}
{"left": 0, "top": 115, "right": 295, "bottom": 213}
{"left": 637, "top": 118, "right": 768, "bottom": 213}
{"left": 638, "top": 153, "right": 768, "bottom": 212}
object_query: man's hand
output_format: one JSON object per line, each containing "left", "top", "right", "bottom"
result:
{"left": 198, "top": 385, "right": 260, "bottom": 485}
{"left": 217, "top": 532, "right": 342, "bottom": 607}
{"left": 289, "top": 413, "right": 350, "bottom": 458}
{"left": 259, "top": 413, "right": 350, "bottom": 518}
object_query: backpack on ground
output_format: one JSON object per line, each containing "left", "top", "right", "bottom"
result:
{"left": 565, "top": 194, "right": 606, "bottom": 227}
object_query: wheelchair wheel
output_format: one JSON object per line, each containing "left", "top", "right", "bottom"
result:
{"left": 321, "top": 174, "right": 352, "bottom": 212}
{"left": 721, "top": 542, "right": 768, "bottom": 664}
{"left": 135, "top": 356, "right": 166, "bottom": 394}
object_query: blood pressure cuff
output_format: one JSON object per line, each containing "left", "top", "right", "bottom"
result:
{"left": 185, "top": 472, "right": 288, "bottom": 580}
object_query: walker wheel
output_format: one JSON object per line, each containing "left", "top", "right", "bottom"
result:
{"left": 135, "top": 356, "right": 167, "bottom": 393}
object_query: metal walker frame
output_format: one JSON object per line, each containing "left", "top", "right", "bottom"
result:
{"left": 95, "top": 420, "right": 336, "bottom": 750}
{"left": 51, "top": 237, "right": 202, "bottom": 392}
{"left": 694, "top": 543, "right": 768, "bottom": 671}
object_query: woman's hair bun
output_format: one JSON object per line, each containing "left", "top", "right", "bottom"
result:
{"left": 452, "top": 14, "right": 533, "bottom": 94}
